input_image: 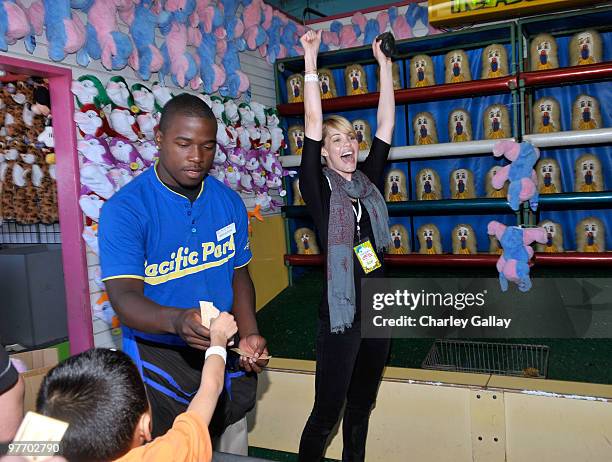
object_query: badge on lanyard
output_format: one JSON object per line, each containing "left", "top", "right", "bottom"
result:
{"left": 352, "top": 199, "right": 381, "bottom": 274}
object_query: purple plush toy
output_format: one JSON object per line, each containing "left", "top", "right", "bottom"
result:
{"left": 492, "top": 140, "right": 540, "bottom": 211}
{"left": 488, "top": 221, "right": 547, "bottom": 292}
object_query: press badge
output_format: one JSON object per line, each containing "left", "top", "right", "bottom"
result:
{"left": 354, "top": 239, "right": 381, "bottom": 274}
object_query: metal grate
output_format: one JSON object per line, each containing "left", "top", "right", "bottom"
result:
{"left": 422, "top": 339, "right": 550, "bottom": 378}
{"left": 0, "top": 221, "right": 61, "bottom": 244}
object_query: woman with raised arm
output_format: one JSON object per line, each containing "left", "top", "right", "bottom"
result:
{"left": 297, "top": 29, "right": 396, "bottom": 462}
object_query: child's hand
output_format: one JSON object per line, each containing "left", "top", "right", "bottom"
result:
{"left": 209, "top": 312, "right": 238, "bottom": 345}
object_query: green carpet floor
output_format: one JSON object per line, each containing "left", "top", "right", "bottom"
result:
{"left": 257, "top": 268, "right": 612, "bottom": 384}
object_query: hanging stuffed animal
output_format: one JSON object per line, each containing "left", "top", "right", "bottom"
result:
{"left": 71, "top": 75, "right": 110, "bottom": 108}
{"left": 572, "top": 94, "right": 601, "bottom": 131}
{"left": 445, "top": 50, "right": 471, "bottom": 84}
{"left": 413, "top": 111, "right": 438, "bottom": 145}
{"left": 529, "top": 33, "right": 558, "bottom": 71}
{"left": 108, "top": 137, "right": 144, "bottom": 172}
{"left": 77, "top": 135, "right": 115, "bottom": 169}
{"left": 486, "top": 165, "right": 508, "bottom": 199}
{"left": 536, "top": 220, "right": 564, "bottom": 253}
{"left": 536, "top": 158, "right": 562, "bottom": 194}
{"left": 12, "top": 150, "right": 40, "bottom": 225}
{"left": 450, "top": 168, "right": 475, "bottom": 200}
{"left": 265, "top": 108, "right": 285, "bottom": 154}
{"left": 345, "top": 64, "right": 368, "bottom": 96}
{"left": 388, "top": 224, "right": 409, "bottom": 254}
{"left": 132, "top": 83, "right": 160, "bottom": 140}
{"left": 574, "top": 153, "right": 604, "bottom": 192}
{"left": 127, "top": 0, "right": 164, "bottom": 81}
{"left": 452, "top": 224, "right": 477, "bottom": 255}
{"left": 151, "top": 82, "right": 173, "bottom": 108}
{"left": 286, "top": 73, "right": 304, "bottom": 104}
{"left": 37, "top": 147, "right": 58, "bottom": 224}
{"left": 352, "top": 119, "right": 372, "bottom": 151}
{"left": 532, "top": 96, "right": 561, "bottom": 134}
{"left": 288, "top": 125, "right": 304, "bottom": 156}
{"left": 448, "top": 109, "right": 472, "bottom": 142}
{"left": 384, "top": 168, "right": 407, "bottom": 202}
{"left": 487, "top": 220, "right": 547, "bottom": 292}
{"left": 481, "top": 44, "right": 508, "bottom": 79}
{"left": 576, "top": 217, "right": 605, "bottom": 252}
{"left": 295, "top": 227, "right": 319, "bottom": 255}
{"left": 483, "top": 104, "right": 511, "bottom": 140}
{"left": 376, "top": 62, "right": 401, "bottom": 90}
{"left": 410, "top": 54, "right": 434, "bottom": 88}
{"left": 318, "top": 68, "right": 337, "bottom": 99}
{"left": 417, "top": 224, "right": 442, "bottom": 255}
{"left": 0, "top": 140, "right": 20, "bottom": 221}
{"left": 492, "top": 140, "right": 539, "bottom": 211}
{"left": 292, "top": 178, "right": 304, "bottom": 205}
{"left": 416, "top": 167, "right": 441, "bottom": 200}
{"left": 569, "top": 30, "right": 602, "bottom": 66}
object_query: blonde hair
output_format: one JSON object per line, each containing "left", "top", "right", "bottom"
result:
{"left": 322, "top": 115, "right": 356, "bottom": 141}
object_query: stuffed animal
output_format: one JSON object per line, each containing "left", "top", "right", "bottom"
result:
{"left": 410, "top": 54, "right": 434, "bottom": 88}
{"left": 151, "top": 82, "right": 173, "bottom": 108}
{"left": 530, "top": 33, "right": 558, "bottom": 71}
{"left": 448, "top": 109, "right": 472, "bottom": 142}
{"left": 108, "top": 138, "right": 144, "bottom": 172}
{"left": 486, "top": 165, "right": 508, "bottom": 199}
{"left": 80, "top": 162, "right": 115, "bottom": 200}
{"left": 286, "top": 73, "right": 304, "bottom": 104}
{"left": 127, "top": 0, "right": 164, "bottom": 81}
{"left": 569, "top": 30, "right": 602, "bottom": 66}
{"left": 417, "top": 224, "right": 442, "bottom": 255}
{"left": 0, "top": 140, "right": 20, "bottom": 221}
{"left": 74, "top": 0, "right": 133, "bottom": 70}
{"left": 532, "top": 96, "right": 561, "bottom": 133}
{"left": 352, "top": 119, "right": 372, "bottom": 151}
{"left": 266, "top": 108, "right": 285, "bottom": 154}
{"left": 388, "top": 224, "right": 409, "bottom": 254}
{"left": 37, "top": 149, "right": 58, "bottom": 224}
{"left": 70, "top": 75, "right": 110, "bottom": 108}
{"left": 292, "top": 178, "right": 304, "bottom": 205}
{"left": 376, "top": 62, "right": 402, "bottom": 90}
{"left": 109, "top": 108, "right": 139, "bottom": 142}
{"left": 484, "top": 104, "right": 511, "bottom": 140}
{"left": 445, "top": 50, "right": 471, "bottom": 84}
{"left": 77, "top": 135, "right": 115, "bottom": 169}
{"left": 536, "top": 158, "right": 562, "bottom": 194}
{"left": 481, "top": 44, "right": 508, "bottom": 79}
{"left": 572, "top": 94, "right": 601, "bottom": 131}
{"left": 12, "top": 151, "right": 40, "bottom": 225}
{"left": 576, "top": 217, "right": 605, "bottom": 252}
{"left": 536, "top": 220, "right": 564, "bottom": 253}
{"left": 452, "top": 224, "right": 477, "bottom": 255}
{"left": 106, "top": 76, "right": 134, "bottom": 110}
{"left": 492, "top": 140, "right": 540, "bottom": 211}
{"left": 416, "top": 167, "right": 441, "bottom": 200}
{"left": 74, "top": 104, "right": 112, "bottom": 138}
{"left": 131, "top": 83, "right": 159, "bottom": 114}
{"left": 345, "top": 64, "right": 368, "bottom": 96}
{"left": 295, "top": 227, "right": 319, "bottom": 255}
{"left": 487, "top": 221, "right": 547, "bottom": 292}
{"left": 574, "top": 153, "right": 603, "bottom": 192}
{"left": 384, "top": 168, "right": 407, "bottom": 202}
{"left": 488, "top": 234, "right": 503, "bottom": 255}
{"left": 318, "top": 68, "right": 337, "bottom": 99}
{"left": 288, "top": 125, "right": 304, "bottom": 156}
{"left": 413, "top": 112, "right": 438, "bottom": 145}
{"left": 450, "top": 168, "right": 475, "bottom": 199}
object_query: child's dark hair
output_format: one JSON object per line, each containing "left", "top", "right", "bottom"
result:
{"left": 158, "top": 93, "right": 216, "bottom": 132}
{"left": 36, "top": 348, "right": 148, "bottom": 462}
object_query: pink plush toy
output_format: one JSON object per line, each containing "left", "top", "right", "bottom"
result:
{"left": 492, "top": 140, "right": 540, "bottom": 211}
{"left": 0, "top": 0, "right": 31, "bottom": 51}
{"left": 488, "top": 221, "right": 547, "bottom": 292}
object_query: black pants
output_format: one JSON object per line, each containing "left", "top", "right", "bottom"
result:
{"left": 298, "top": 321, "right": 391, "bottom": 462}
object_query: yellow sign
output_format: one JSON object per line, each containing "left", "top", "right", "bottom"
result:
{"left": 429, "top": 0, "right": 597, "bottom": 27}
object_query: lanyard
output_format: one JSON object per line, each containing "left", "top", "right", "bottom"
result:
{"left": 352, "top": 199, "right": 362, "bottom": 241}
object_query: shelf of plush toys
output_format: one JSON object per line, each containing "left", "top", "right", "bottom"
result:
{"left": 284, "top": 252, "right": 612, "bottom": 267}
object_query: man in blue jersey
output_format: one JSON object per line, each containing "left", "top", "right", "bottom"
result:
{"left": 99, "top": 93, "right": 268, "bottom": 454}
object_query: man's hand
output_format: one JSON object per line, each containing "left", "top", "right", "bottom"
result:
{"left": 209, "top": 312, "right": 238, "bottom": 346}
{"left": 172, "top": 309, "right": 211, "bottom": 350}
{"left": 238, "top": 334, "right": 269, "bottom": 373}
{"left": 300, "top": 29, "right": 322, "bottom": 59}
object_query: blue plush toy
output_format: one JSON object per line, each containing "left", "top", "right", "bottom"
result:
{"left": 492, "top": 140, "right": 540, "bottom": 212}
{"left": 0, "top": 0, "right": 34, "bottom": 52}
{"left": 219, "top": 39, "right": 249, "bottom": 98}
{"left": 198, "top": 31, "right": 225, "bottom": 94}
{"left": 406, "top": 2, "right": 430, "bottom": 37}
{"left": 264, "top": 15, "right": 282, "bottom": 65}
{"left": 40, "top": 0, "right": 85, "bottom": 62}
{"left": 128, "top": 0, "right": 163, "bottom": 80}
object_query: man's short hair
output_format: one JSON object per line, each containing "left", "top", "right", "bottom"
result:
{"left": 158, "top": 93, "right": 216, "bottom": 132}
{"left": 36, "top": 349, "right": 148, "bottom": 462}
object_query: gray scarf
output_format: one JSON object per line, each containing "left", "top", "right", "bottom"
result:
{"left": 324, "top": 167, "right": 390, "bottom": 333}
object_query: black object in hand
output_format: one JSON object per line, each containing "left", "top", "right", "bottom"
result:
{"left": 376, "top": 32, "right": 396, "bottom": 58}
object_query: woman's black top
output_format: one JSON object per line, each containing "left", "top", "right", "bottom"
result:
{"left": 298, "top": 136, "right": 391, "bottom": 324}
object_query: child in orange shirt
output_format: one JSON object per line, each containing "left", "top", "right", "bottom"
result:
{"left": 36, "top": 313, "right": 237, "bottom": 461}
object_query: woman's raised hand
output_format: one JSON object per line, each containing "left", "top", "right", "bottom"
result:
{"left": 300, "top": 29, "right": 322, "bottom": 58}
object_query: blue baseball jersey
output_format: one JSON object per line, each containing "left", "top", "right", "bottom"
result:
{"left": 99, "top": 165, "right": 252, "bottom": 347}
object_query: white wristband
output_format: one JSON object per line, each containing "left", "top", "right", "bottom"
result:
{"left": 304, "top": 73, "right": 319, "bottom": 83}
{"left": 205, "top": 346, "right": 227, "bottom": 364}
